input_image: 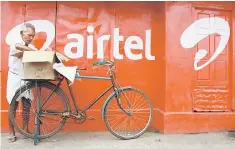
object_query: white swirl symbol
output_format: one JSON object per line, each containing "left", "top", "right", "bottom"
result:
{"left": 180, "top": 17, "right": 230, "bottom": 71}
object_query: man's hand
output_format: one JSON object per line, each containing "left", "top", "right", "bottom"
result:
{"left": 15, "top": 43, "right": 35, "bottom": 51}
{"left": 45, "top": 47, "right": 55, "bottom": 52}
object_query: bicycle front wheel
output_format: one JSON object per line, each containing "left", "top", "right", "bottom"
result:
{"left": 9, "top": 81, "right": 70, "bottom": 139}
{"left": 103, "top": 87, "right": 153, "bottom": 140}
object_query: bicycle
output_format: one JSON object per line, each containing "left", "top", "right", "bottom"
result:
{"left": 9, "top": 60, "right": 153, "bottom": 145}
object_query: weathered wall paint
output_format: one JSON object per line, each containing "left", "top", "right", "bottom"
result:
{"left": 1, "top": 1, "right": 235, "bottom": 134}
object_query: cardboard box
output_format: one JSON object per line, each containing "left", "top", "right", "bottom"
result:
{"left": 22, "top": 51, "right": 58, "bottom": 80}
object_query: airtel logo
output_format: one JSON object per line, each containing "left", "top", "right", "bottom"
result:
{"left": 180, "top": 17, "right": 230, "bottom": 71}
{"left": 5, "top": 17, "right": 230, "bottom": 69}
{"left": 5, "top": 20, "right": 155, "bottom": 61}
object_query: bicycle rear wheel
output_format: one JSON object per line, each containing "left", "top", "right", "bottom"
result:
{"left": 103, "top": 87, "right": 153, "bottom": 140}
{"left": 9, "top": 81, "right": 70, "bottom": 139}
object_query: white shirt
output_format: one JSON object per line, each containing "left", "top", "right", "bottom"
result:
{"left": 8, "top": 40, "right": 37, "bottom": 77}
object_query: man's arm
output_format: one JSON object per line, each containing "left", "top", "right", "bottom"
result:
{"left": 15, "top": 43, "right": 35, "bottom": 51}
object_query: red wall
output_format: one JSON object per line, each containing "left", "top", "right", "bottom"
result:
{"left": 1, "top": 1, "right": 235, "bottom": 134}
{"left": 163, "top": 1, "right": 235, "bottom": 133}
{"left": 1, "top": 1, "right": 165, "bottom": 132}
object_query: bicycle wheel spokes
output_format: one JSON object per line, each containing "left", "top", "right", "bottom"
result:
{"left": 104, "top": 87, "right": 153, "bottom": 140}
{"left": 10, "top": 82, "right": 69, "bottom": 139}
{"left": 37, "top": 87, "right": 66, "bottom": 137}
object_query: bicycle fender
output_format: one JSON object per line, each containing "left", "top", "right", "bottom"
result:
{"left": 101, "top": 86, "right": 133, "bottom": 120}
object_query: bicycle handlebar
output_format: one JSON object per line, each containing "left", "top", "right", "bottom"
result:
{"left": 93, "top": 61, "right": 107, "bottom": 66}
{"left": 75, "top": 60, "right": 114, "bottom": 73}
{"left": 92, "top": 60, "right": 114, "bottom": 66}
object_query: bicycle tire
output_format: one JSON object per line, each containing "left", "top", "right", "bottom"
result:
{"left": 103, "top": 87, "right": 153, "bottom": 140}
{"left": 9, "top": 81, "right": 70, "bottom": 139}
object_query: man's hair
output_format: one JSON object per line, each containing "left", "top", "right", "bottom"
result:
{"left": 21, "top": 23, "right": 35, "bottom": 33}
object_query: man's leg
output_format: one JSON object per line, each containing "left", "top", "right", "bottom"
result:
{"left": 8, "top": 101, "right": 19, "bottom": 142}
{"left": 22, "top": 97, "right": 31, "bottom": 133}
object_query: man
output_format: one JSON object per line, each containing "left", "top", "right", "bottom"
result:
{"left": 7, "top": 23, "right": 52, "bottom": 142}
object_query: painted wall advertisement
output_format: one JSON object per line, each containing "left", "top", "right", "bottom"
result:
{"left": 1, "top": 1, "right": 235, "bottom": 134}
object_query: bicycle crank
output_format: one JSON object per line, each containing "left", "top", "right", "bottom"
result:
{"left": 71, "top": 111, "right": 86, "bottom": 124}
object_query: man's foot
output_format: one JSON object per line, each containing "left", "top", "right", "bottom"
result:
{"left": 7, "top": 135, "right": 17, "bottom": 142}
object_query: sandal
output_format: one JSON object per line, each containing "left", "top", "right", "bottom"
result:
{"left": 7, "top": 135, "right": 17, "bottom": 142}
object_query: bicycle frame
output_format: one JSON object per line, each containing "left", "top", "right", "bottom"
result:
{"left": 33, "top": 72, "right": 121, "bottom": 145}
{"left": 40, "top": 69, "right": 131, "bottom": 117}
{"left": 67, "top": 74, "right": 117, "bottom": 113}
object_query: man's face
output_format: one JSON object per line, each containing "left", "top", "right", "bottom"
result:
{"left": 21, "top": 27, "right": 35, "bottom": 45}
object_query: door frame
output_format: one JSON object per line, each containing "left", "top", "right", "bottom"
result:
{"left": 191, "top": 2, "right": 234, "bottom": 111}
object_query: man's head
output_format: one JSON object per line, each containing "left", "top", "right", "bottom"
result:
{"left": 20, "top": 23, "right": 35, "bottom": 45}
